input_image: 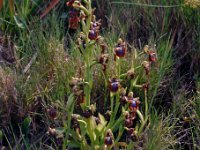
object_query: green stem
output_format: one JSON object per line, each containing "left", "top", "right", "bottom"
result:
{"left": 107, "top": 93, "right": 114, "bottom": 128}
{"left": 110, "top": 94, "right": 120, "bottom": 126}
{"left": 118, "top": 58, "right": 121, "bottom": 76}
{"left": 101, "top": 69, "right": 108, "bottom": 108}
{"left": 144, "top": 89, "right": 148, "bottom": 119}
{"left": 119, "top": 73, "right": 127, "bottom": 79}
{"left": 63, "top": 95, "right": 75, "bottom": 150}
{"left": 135, "top": 65, "right": 142, "bottom": 71}
{"left": 133, "top": 84, "right": 142, "bottom": 88}
{"left": 83, "top": 0, "right": 93, "bottom": 108}
{"left": 138, "top": 117, "right": 148, "bottom": 135}
{"left": 136, "top": 110, "right": 149, "bottom": 136}
{"left": 85, "top": 52, "right": 91, "bottom": 107}
{"left": 110, "top": 94, "right": 114, "bottom": 115}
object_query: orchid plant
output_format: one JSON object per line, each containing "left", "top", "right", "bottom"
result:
{"left": 47, "top": 0, "right": 158, "bottom": 149}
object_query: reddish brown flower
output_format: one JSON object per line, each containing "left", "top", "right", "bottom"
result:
{"left": 125, "top": 114, "right": 133, "bottom": 128}
{"left": 125, "top": 113, "right": 136, "bottom": 128}
{"left": 66, "top": 0, "right": 75, "bottom": 7}
{"left": 126, "top": 128, "right": 137, "bottom": 141}
{"left": 77, "top": 93, "right": 85, "bottom": 104}
{"left": 120, "top": 95, "right": 127, "bottom": 105}
{"left": 47, "top": 127, "right": 57, "bottom": 136}
{"left": 142, "top": 61, "right": 150, "bottom": 75}
{"left": 142, "top": 83, "right": 150, "bottom": 91}
{"left": 68, "top": 9, "right": 80, "bottom": 29}
{"left": 148, "top": 50, "right": 157, "bottom": 62}
{"left": 143, "top": 45, "right": 149, "bottom": 53}
{"left": 105, "top": 111, "right": 111, "bottom": 121}
{"left": 99, "top": 54, "right": 109, "bottom": 65}
{"left": 71, "top": 115, "right": 79, "bottom": 129}
{"left": 94, "top": 117, "right": 101, "bottom": 124}
{"left": 98, "top": 53, "right": 109, "bottom": 72}
{"left": 104, "top": 130, "right": 114, "bottom": 146}
{"left": 70, "top": 77, "right": 84, "bottom": 96}
{"left": 127, "top": 128, "right": 135, "bottom": 136}
{"left": 119, "top": 88, "right": 127, "bottom": 105}
{"left": 47, "top": 106, "right": 57, "bottom": 119}
{"left": 126, "top": 69, "right": 135, "bottom": 80}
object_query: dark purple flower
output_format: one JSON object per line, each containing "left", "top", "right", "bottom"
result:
{"left": 127, "top": 97, "right": 140, "bottom": 112}
{"left": 82, "top": 109, "right": 92, "bottom": 118}
{"left": 131, "top": 101, "right": 137, "bottom": 107}
{"left": 114, "top": 39, "right": 127, "bottom": 58}
{"left": 109, "top": 78, "right": 120, "bottom": 93}
{"left": 88, "top": 30, "right": 99, "bottom": 40}
{"left": 104, "top": 136, "right": 113, "bottom": 145}
{"left": 115, "top": 46, "right": 126, "bottom": 57}
{"left": 104, "top": 130, "right": 114, "bottom": 146}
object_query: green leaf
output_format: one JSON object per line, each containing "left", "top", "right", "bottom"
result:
{"left": 85, "top": 117, "right": 97, "bottom": 142}
{"left": 66, "top": 93, "right": 75, "bottom": 111}
{"left": 22, "top": 117, "right": 31, "bottom": 135}
{"left": 67, "top": 140, "right": 81, "bottom": 148}
{"left": 69, "top": 130, "right": 80, "bottom": 142}
{"left": 89, "top": 117, "right": 97, "bottom": 131}
{"left": 95, "top": 113, "right": 107, "bottom": 134}
{"left": 22, "top": 117, "right": 31, "bottom": 150}
{"left": 98, "top": 113, "right": 107, "bottom": 125}
{"left": 78, "top": 119, "right": 87, "bottom": 136}
{"left": 13, "top": 15, "right": 26, "bottom": 29}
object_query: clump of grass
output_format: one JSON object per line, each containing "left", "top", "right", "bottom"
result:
{"left": 144, "top": 113, "right": 177, "bottom": 150}
{"left": 0, "top": 66, "right": 17, "bottom": 126}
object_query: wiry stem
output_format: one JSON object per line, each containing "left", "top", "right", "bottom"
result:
{"left": 144, "top": 88, "right": 148, "bottom": 119}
